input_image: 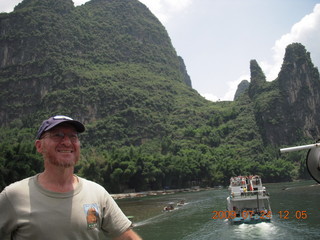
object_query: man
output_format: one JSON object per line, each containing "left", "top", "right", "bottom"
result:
{"left": 0, "top": 115, "right": 141, "bottom": 240}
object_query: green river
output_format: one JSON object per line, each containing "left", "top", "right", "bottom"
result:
{"left": 117, "top": 180, "right": 320, "bottom": 239}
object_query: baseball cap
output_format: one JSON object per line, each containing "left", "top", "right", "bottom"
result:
{"left": 36, "top": 115, "right": 85, "bottom": 139}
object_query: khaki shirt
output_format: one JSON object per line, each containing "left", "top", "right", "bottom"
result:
{"left": 0, "top": 175, "right": 131, "bottom": 239}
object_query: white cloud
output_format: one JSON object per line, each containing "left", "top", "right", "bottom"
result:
{"left": 201, "top": 73, "right": 250, "bottom": 102}
{"left": 201, "top": 93, "right": 220, "bottom": 102}
{"left": 73, "top": 0, "right": 90, "bottom": 7}
{"left": 0, "top": 0, "right": 21, "bottom": 12}
{"left": 263, "top": 3, "right": 320, "bottom": 82}
{"left": 139, "top": 0, "right": 193, "bottom": 23}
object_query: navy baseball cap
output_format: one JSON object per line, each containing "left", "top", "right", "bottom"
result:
{"left": 36, "top": 115, "right": 85, "bottom": 139}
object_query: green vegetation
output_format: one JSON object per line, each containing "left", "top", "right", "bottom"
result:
{"left": 0, "top": 93, "right": 310, "bottom": 192}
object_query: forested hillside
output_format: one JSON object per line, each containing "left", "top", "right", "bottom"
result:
{"left": 0, "top": 0, "right": 319, "bottom": 193}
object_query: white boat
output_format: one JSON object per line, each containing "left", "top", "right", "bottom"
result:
{"left": 177, "top": 200, "right": 185, "bottom": 206}
{"left": 226, "top": 175, "right": 272, "bottom": 224}
{"left": 163, "top": 202, "right": 175, "bottom": 212}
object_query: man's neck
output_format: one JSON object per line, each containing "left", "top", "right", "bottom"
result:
{"left": 38, "top": 169, "right": 78, "bottom": 192}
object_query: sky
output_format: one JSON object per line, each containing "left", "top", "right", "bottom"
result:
{"left": 1, "top": 0, "right": 320, "bottom": 101}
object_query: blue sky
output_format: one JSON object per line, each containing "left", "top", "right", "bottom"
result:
{"left": 2, "top": 0, "right": 320, "bottom": 101}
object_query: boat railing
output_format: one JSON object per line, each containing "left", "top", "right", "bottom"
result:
{"left": 231, "top": 189, "right": 268, "bottom": 198}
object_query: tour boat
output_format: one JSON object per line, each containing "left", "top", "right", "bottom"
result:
{"left": 226, "top": 175, "right": 272, "bottom": 224}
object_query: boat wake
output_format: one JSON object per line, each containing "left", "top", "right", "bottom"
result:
{"left": 232, "top": 222, "right": 279, "bottom": 239}
{"left": 134, "top": 200, "right": 192, "bottom": 227}
{"left": 133, "top": 214, "right": 164, "bottom": 227}
{"left": 133, "top": 209, "right": 178, "bottom": 227}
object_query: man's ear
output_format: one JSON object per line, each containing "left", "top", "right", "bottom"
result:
{"left": 35, "top": 140, "right": 43, "bottom": 153}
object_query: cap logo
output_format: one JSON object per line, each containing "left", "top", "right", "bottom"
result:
{"left": 53, "top": 115, "right": 73, "bottom": 120}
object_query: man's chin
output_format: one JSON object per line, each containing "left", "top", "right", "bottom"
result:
{"left": 50, "top": 159, "right": 78, "bottom": 168}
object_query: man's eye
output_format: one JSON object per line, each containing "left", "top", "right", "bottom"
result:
{"left": 50, "top": 132, "right": 78, "bottom": 142}
{"left": 53, "top": 132, "right": 64, "bottom": 138}
{"left": 69, "top": 134, "right": 78, "bottom": 139}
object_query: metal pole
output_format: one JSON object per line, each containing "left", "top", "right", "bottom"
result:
{"left": 280, "top": 143, "right": 320, "bottom": 153}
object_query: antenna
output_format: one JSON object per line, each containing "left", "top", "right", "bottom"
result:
{"left": 280, "top": 142, "right": 320, "bottom": 183}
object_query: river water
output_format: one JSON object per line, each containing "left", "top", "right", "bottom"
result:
{"left": 117, "top": 180, "right": 320, "bottom": 239}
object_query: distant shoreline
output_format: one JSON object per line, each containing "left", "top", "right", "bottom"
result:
{"left": 111, "top": 186, "right": 218, "bottom": 200}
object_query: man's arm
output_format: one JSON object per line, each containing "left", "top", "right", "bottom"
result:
{"left": 113, "top": 229, "right": 142, "bottom": 240}
{"left": 0, "top": 189, "right": 15, "bottom": 240}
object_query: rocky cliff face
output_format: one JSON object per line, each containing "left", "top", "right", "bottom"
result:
{"left": 248, "top": 43, "right": 320, "bottom": 145}
{"left": 178, "top": 56, "right": 192, "bottom": 87}
{"left": 278, "top": 43, "right": 320, "bottom": 141}
{"left": 0, "top": 0, "right": 192, "bottom": 128}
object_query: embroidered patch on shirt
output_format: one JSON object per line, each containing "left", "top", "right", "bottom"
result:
{"left": 83, "top": 203, "right": 100, "bottom": 230}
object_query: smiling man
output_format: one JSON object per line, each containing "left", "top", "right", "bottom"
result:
{"left": 0, "top": 115, "right": 141, "bottom": 240}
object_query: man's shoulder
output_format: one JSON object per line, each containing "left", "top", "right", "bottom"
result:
{"left": 77, "top": 177, "right": 114, "bottom": 203}
{"left": 6, "top": 176, "right": 35, "bottom": 190}
{"left": 78, "top": 177, "right": 107, "bottom": 192}
{"left": 1, "top": 176, "right": 35, "bottom": 198}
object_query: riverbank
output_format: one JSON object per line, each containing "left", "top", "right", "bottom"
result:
{"left": 111, "top": 186, "right": 216, "bottom": 199}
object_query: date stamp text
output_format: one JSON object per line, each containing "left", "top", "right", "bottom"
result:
{"left": 211, "top": 210, "right": 308, "bottom": 220}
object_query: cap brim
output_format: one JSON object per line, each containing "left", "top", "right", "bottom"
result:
{"left": 36, "top": 119, "right": 85, "bottom": 139}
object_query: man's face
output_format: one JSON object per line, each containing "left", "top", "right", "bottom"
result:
{"left": 35, "top": 124, "right": 81, "bottom": 168}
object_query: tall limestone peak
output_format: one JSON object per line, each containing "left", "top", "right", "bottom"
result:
{"left": 234, "top": 80, "right": 249, "bottom": 100}
{"left": 248, "top": 59, "right": 266, "bottom": 98}
{"left": 0, "top": 0, "right": 195, "bottom": 138}
{"left": 250, "top": 59, "right": 266, "bottom": 82}
{"left": 249, "top": 43, "right": 320, "bottom": 145}
{"left": 277, "top": 42, "right": 320, "bottom": 141}
{"left": 278, "top": 42, "right": 320, "bottom": 105}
